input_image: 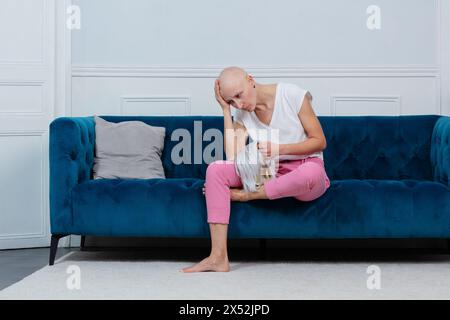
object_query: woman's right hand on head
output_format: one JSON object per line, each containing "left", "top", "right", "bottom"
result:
{"left": 214, "top": 79, "right": 230, "bottom": 113}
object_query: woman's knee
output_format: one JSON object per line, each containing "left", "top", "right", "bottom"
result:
{"left": 295, "top": 163, "right": 324, "bottom": 187}
{"left": 287, "top": 164, "right": 327, "bottom": 200}
{"left": 293, "top": 164, "right": 328, "bottom": 201}
{"left": 295, "top": 187, "right": 327, "bottom": 202}
{"left": 205, "top": 160, "right": 233, "bottom": 179}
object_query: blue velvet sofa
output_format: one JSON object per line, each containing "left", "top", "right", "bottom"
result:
{"left": 48, "top": 114, "right": 450, "bottom": 265}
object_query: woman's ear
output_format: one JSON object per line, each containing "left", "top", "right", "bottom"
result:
{"left": 248, "top": 75, "right": 256, "bottom": 88}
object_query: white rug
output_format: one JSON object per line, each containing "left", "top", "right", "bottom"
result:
{"left": 1, "top": 250, "right": 450, "bottom": 300}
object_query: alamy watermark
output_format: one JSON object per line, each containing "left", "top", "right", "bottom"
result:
{"left": 366, "top": 265, "right": 381, "bottom": 290}
{"left": 66, "top": 5, "right": 81, "bottom": 30}
{"left": 66, "top": 265, "right": 81, "bottom": 290}
{"left": 170, "top": 122, "right": 280, "bottom": 165}
{"left": 367, "top": 5, "right": 381, "bottom": 30}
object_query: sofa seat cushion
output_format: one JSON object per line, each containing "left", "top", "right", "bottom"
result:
{"left": 228, "top": 179, "right": 449, "bottom": 239}
{"left": 329, "top": 179, "right": 450, "bottom": 238}
{"left": 70, "top": 178, "right": 450, "bottom": 238}
{"left": 71, "top": 178, "right": 208, "bottom": 236}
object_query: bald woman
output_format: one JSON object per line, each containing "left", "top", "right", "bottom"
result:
{"left": 180, "top": 67, "right": 330, "bottom": 273}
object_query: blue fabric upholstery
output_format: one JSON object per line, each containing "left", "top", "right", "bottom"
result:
{"left": 49, "top": 117, "right": 95, "bottom": 234}
{"left": 431, "top": 116, "right": 450, "bottom": 187}
{"left": 321, "top": 115, "right": 439, "bottom": 180}
{"left": 49, "top": 115, "right": 450, "bottom": 238}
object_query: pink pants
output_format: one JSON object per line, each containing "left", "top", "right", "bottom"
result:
{"left": 204, "top": 157, "right": 331, "bottom": 224}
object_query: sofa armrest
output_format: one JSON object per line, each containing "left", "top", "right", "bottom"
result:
{"left": 431, "top": 116, "right": 450, "bottom": 187}
{"left": 49, "top": 116, "right": 95, "bottom": 234}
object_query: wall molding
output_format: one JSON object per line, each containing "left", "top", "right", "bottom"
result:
{"left": 72, "top": 65, "right": 440, "bottom": 78}
{"left": 120, "top": 95, "right": 192, "bottom": 115}
{"left": 330, "top": 95, "right": 402, "bottom": 116}
{"left": 0, "top": 130, "right": 47, "bottom": 240}
{"left": 0, "top": 80, "right": 45, "bottom": 85}
{"left": 0, "top": 81, "right": 45, "bottom": 115}
{"left": 55, "top": 0, "right": 72, "bottom": 118}
{"left": 0, "top": 0, "right": 46, "bottom": 65}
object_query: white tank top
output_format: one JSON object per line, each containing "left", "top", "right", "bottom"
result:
{"left": 232, "top": 82, "right": 324, "bottom": 162}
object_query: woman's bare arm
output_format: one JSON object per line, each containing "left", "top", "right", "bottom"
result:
{"left": 279, "top": 95, "right": 326, "bottom": 156}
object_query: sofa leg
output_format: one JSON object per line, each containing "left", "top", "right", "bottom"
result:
{"left": 259, "top": 238, "right": 267, "bottom": 260}
{"left": 447, "top": 238, "right": 450, "bottom": 254}
{"left": 80, "top": 236, "right": 86, "bottom": 251}
{"left": 49, "top": 234, "right": 68, "bottom": 266}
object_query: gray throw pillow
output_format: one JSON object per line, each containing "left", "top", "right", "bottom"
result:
{"left": 93, "top": 116, "right": 166, "bottom": 179}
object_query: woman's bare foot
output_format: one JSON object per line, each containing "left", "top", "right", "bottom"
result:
{"left": 230, "top": 188, "right": 250, "bottom": 202}
{"left": 180, "top": 255, "right": 230, "bottom": 273}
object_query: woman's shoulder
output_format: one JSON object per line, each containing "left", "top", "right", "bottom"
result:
{"left": 282, "top": 82, "right": 308, "bottom": 94}
{"left": 281, "top": 83, "right": 312, "bottom": 102}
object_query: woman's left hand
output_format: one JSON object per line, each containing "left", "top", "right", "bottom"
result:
{"left": 257, "top": 141, "right": 280, "bottom": 158}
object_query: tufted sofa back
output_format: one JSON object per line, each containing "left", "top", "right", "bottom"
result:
{"left": 50, "top": 114, "right": 444, "bottom": 183}
{"left": 100, "top": 115, "right": 443, "bottom": 181}
{"left": 320, "top": 115, "right": 440, "bottom": 180}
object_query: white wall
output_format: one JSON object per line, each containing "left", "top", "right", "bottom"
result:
{"left": 0, "top": 0, "right": 57, "bottom": 249}
{"left": 72, "top": 0, "right": 437, "bottom": 66}
{"left": 70, "top": 0, "right": 445, "bottom": 117}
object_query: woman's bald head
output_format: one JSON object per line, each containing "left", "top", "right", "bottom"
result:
{"left": 217, "top": 66, "right": 257, "bottom": 111}
{"left": 218, "top": 67, "right": 248, "bottom": 89}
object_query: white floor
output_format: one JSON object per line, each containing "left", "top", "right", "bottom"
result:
{"left": 1, "top": 250, "right": 450, "bottom": 300}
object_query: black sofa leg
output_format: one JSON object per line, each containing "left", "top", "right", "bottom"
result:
{"left": 447, "top": 239, "right": 450, "bottom": 254}
{"left": 49, "top": 234, "right": 68, "bottom": 266}
{"left": 80, "top": 236, "right": 86, "bottom": 251}
{"left": 259, "top": 238, "right": 267, "bottom": 260}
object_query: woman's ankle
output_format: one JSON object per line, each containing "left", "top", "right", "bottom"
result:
{"left": 209, "top": 251, "right": 228, "bottom": 262}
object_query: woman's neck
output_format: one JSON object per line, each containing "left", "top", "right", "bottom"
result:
{"left": 254, "top": 83, "right": 277, "bottom": 112}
